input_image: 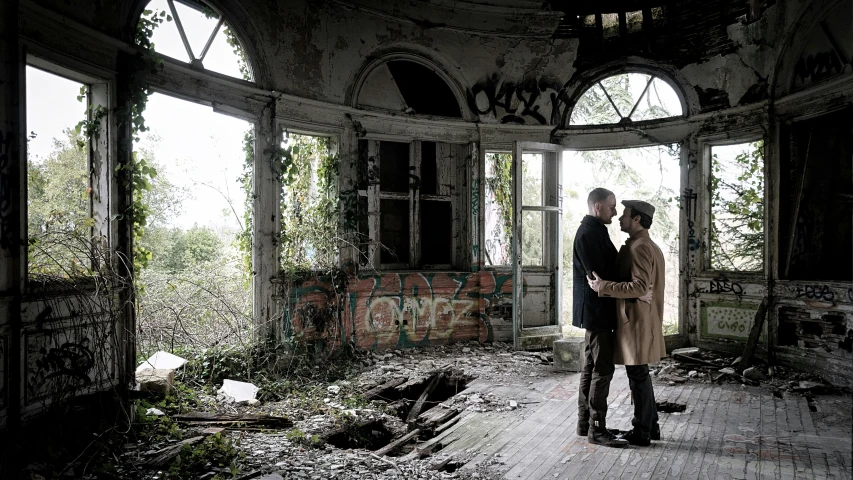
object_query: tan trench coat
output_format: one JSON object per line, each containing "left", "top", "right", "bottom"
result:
{"left": 597, "top": 230, "right": 667, "bottom": 366}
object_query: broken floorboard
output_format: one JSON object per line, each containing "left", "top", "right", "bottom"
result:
{"left": 420, "top": 369, "right": 852, "bottom": 479}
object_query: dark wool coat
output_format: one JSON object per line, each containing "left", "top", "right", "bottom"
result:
{"left": 572, "top": 215, "right": 618, "bottom": 331}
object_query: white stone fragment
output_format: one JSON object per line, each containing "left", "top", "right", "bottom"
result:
{"left": 146, "top": 407, "right": 165, "bottom": 416}
{"left": 136, "top": 351, "right": 188, "bottom": 372}
{"left": 218, "top": 379, "right": 259, "bottom": 404}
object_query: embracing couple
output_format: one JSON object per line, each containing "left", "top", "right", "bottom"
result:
{"left": 573, "top": 188, "right": 666, "bottom": 448}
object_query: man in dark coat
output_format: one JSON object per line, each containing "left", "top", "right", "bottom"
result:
{"left": 572, "top": 188, "right": 627, "bottom": 447}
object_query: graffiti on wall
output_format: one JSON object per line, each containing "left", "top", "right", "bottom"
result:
{"left": 284, "top": 271, "right": 519, "bottom": 350}
{"left": 700, "top": 301, "right": 762, "bottom": 341}
{"left": 25, "top": 327, "right": 114, "bottom": 404}
{"left": 466, "top": 74, "right": 569, "bottom": 125}
{"left": 793, "top": 284, "right": 835, "bottom": 302}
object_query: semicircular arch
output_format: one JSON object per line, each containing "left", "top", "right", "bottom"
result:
{"left": 348, "top": 49, "right": 475, "bottom": 121}
{"left": 560, "top": 59, "right": 696, "bottom": 128}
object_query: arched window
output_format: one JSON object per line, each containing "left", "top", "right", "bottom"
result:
{"left": 569, "top": 73, "right": 682, "bottom": 125}
{"left": 140, "top": 0, "right": 252, "bottom": 81}
{"left": 355, "top": 58, "right": 463, "bottom": 118}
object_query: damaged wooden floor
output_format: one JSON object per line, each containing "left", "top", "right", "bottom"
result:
{"left": 422, "top": 369, "right": 852, "bottom": 479}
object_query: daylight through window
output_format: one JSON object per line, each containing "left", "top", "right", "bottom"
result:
{"left": 570, "top": 73, "right": 682, "bottom": 125}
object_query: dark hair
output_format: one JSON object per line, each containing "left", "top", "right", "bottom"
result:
{"left": 629, "top": 207, "right": 653, "bottom": 229}
{"left": 587, "top": 187, "right": 614, "bottom": 205}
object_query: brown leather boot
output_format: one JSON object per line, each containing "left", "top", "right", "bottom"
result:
{"left": 587, "top": 419, "right": 628, "bottom": 448}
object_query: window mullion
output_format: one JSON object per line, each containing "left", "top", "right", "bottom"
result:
{"left": 626, "top": 75, "right": 655, "bottom": 120}
{"left": 598, "top": 81, "right": 624, "bottom": 119}
{"left": 367, "top": 140, "right": 381, "bottom": 269}
{"left": 166, "top": 0, "right": 196, "bottom": 62}
{"left": 410, "top": 141, "right": 421, "bottom": 268}
{"left": 199, "top": 17, "right": 225, "bottom": 62}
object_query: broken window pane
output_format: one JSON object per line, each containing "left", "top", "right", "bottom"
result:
{"left": 380, "top": 199, "right": 409, "bottom": 264}
{"left": 484, "top": 152, "right": 512, "bottom": 266}
{"left": 26, "top": 67, "right": 92, "bottom": 278}
{"left": 281, "top": 134, "right": 338, "bottom": 270}
{"left": 562, "top": 144, "right": 681, "bottom": 336}
{"left": 522, "top": 153, "right": 543, "bottom": 206}
{"left": 420, "top": 141, "right": 437, "bottom": 195}
{"left": 631, "top": 77, "right": 683, "bottom": 121}
{"left": 570, "top": 74, "right": 682, "bottom": 125}
{"left": 142, "top": 0, "right": 251, "bottom": 80}
{"left": 522, "top": 210, "right": 543, "bottom": 266}
{"left": 569, "top": 83, "right": 621, "bottom": 125}
{"left": 421, "top": 200, "right": 452, "bottom": 265}
{"left": 710, "top": 141, "right": 765, "bottom": 272}
{"left": 379, "top": 141, "right": 410, "bottom": 193}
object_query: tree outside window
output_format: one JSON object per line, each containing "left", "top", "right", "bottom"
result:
{"left": 710, "top": 141, "right": 765, "bottom": 272}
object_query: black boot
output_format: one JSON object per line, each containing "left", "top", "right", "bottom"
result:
{"left": 651, "top": 423, "right": 661, "bottom": 441}
{"left": 587, "top": 419, "right": 628, "bottom": 448}
{"left": 577, "top": 413, "right": 590, "bottom": 436}
{"left": 621, "top": 429, "right": 651, "bottom": 446}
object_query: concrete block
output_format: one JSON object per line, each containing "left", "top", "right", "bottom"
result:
{"left": 136, "top": 368, "right": 175, "bottom": 395}
{"left": 218, "top": 379, "right": 259, "bottom": 404}
{"left": 553, "top": 337, "right": 585, "bottom": 372}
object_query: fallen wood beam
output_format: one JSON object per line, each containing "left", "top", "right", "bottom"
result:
{"left": 173, "top": 412, "right": 292, "bottom": 428}
{"left": 671, "top": 353, "right": 722, "bottom": 368}
{"left": 374, "top": 429, "right": 421, "bottom": 457}
{"left": 418, "top": 406, "right": 458, "bottom": 429}
{"left": 144, "top": 436, "right": 204, "bottom": 467}
{"left": 400, "top": 445, "right": 433, "bottom": 462}
{"left": 430, "top": 456, "right": 455, "bottom": 471}
{"left": 363, "top": 378, "right": 406, "bottom": 401}
{"left": 434, "top": 414, "right": 461, "bottom": 434}
{"left": 740, "top": 296, "right": 770, "bottom": 369}
{"left": 406, "top": 372, "right": 444, "bottom": 424}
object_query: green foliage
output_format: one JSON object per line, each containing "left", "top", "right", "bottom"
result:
{"left": 27, "top": 131, "right": 95, "bottom": 277}
{"left": 285, "top": 428, "right": 323, "bottom": 448}
{"left": 710, "top": 140, "right": 765, "bottom": 271}
{"left": 200, "top": 5, "right": 252, "bottom": 81}
{"left": 280, "top": 134, "right": 340, "bottom": 272}
{"left": 236, "top": 128, "right": 255, "bottom": 274}
{"left": 167, "top": 433, "right": 243, "bottom": 479}
{"left": 136, "top": 9, "right": 172, "bottom": 51}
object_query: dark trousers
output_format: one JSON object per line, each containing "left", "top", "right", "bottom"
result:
{"left": 625, "top": 364, "right": 659, "bottom": 436}
{"left": 578, "top": 329, "right": 615, "bottom": 424}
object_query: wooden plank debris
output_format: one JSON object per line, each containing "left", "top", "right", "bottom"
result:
{"left": 406, "top": 371, "right": 444, "bottom": 424}
{"left": 362, "top": 377, "right": 406, "bottom": 401}
{"left": 144, "top": 436, "right": 204, "bottom": 467}
{"left": 374, "top": 428, "right": 421, "bottom": 457}
{"left": 173, "top": 412, "right": 292, "bottom": 428}
{"left": 740, "top": 296, "right": 769, "bottom": 369}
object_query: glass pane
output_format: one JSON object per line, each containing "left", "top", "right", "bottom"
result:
{"left": 26, "top": 67, "right": 91, "bottom": 277}
{"left": 172, "top": 0, "right": 220, "bottom": 59}
{"left": 600, "top": 73, "right": 650, "bottom": 119}
{"left": 203, "top": 22, "right": 251, "bottom": 80}
{"left": 561, "top": 144, "right": 682, "bottom": 336}
{"left": 569, "top": 83, "right": 621, "bottom": 125}
{"left": 711, "top": 141, "right": 764, "bottom": 272}
{"left": 484, "top": 152, "right": 512, "bottom": 266}
{"left": 380, "top": 199, "right": 409, "bottom": 264}
{"left": 145, "top": 0, "right": 191, "bottom": 62}
{"left": 379, "top": 141, "right": 410, "bottom": 193}
{"left": 421, "top": 201, "right": 452, "bottom": 265}
{"left": 522, "top": 153, "right": 543, "bottom": 206}
{"left": 522, "top": 210, "right": 543, "bottom": 266}
{"left": 631, "top": 77, "right": 683, "bottom": 121}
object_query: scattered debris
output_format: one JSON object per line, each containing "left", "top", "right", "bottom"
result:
{"left": 146, "top": 407, "right": 165, "bottom": 416}
{"left": 136, "top": 368, "right": 175, "bottom": 395}
{"left": 219, "top": 379, "right": 260, "bottom": 404}
{"left": 136, "top": 350, "right": 188, "bottom": 372}
{"left": 743, "top": 366, "right": 767, "bottom": 381}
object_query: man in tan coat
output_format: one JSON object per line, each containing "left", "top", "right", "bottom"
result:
{"left": 588, "top": 200, "right": 666, "bottom": 447}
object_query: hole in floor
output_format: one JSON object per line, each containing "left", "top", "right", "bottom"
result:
{"left": 325, "top": 420, "right": 394, "bottom": 450}
{"left": 378, "top": 371, "right": 472, "bottom": 422}
{"left": 440, "top": 461, "right": 463, "bottom": 473}
{"left": 656, "top": 401, "right": 687, "bottom": 413}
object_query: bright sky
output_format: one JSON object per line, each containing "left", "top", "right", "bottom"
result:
{"left": 26, "top": 0, "right": 250, "bottom": 232}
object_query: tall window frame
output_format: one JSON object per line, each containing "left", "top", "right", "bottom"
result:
{"left": 24, "top": 56, "right": 114, "bottom": 283}
{"left": 357, "top": 137, "right": 467, "bottom": 271}
{"left": 701, "top": 134, "right": 767, "bottom": 276}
